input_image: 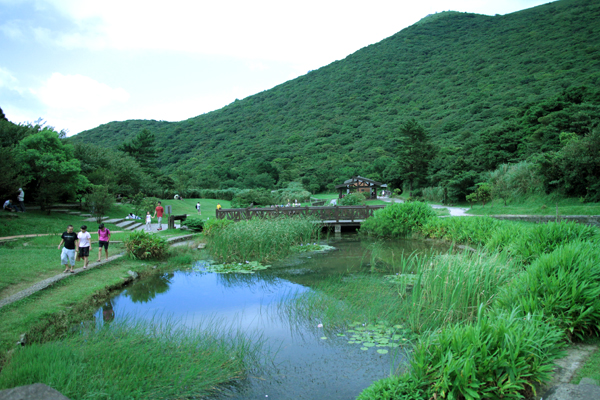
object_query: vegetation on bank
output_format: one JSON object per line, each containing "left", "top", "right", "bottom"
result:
{"left": 0, "top": 316, "right": 266, "bottom": 400}
{"left": 205, "top": 216, "right": 324, "bottom": 264}
{"left": 276, "top": 202, "right": 600, "bottom": 399}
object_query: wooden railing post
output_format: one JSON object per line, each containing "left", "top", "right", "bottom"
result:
{"left": 335, "top": 205, "right": 339, "bottom": 223}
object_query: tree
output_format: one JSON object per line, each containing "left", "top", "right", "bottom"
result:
{"left": 118, "top": 129, "right": 159, "bottom": 175}
{"left": 17, "top": 128, "right": 89, "bottom": 211}
{"left": 395, "top": 119, "right": 434, "bottom": 195}
{"left": 86, "top": 185, "right": 114, "bottom": 223}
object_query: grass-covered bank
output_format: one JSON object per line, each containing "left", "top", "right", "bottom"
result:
{"left": 309, "top": 202, "right": 600, "bottom": 399}
{"left": 0, "top": 233, "right": 270, "bottom": 399}
{"left": 464, "top": 195, "right": 600, "bottom": 216}
{"left": 0, "top": 316, "right": 267, "bottom": 400}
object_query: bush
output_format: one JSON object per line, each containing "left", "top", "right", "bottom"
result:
{"left": 85, "top": 185, "right": 113, "bottom": 224}
{"left": 421, "top": 186, "right": 444, "bottom": 203}
{"left": 131, "top": 193, "right": 160, "bottom": 218}
{"left": 339, "top": 192, "right": 366, "bottom": 205}
{"left": 184, "top": 217, "right": 204, "bottom": 232}
{"left": 124, "top": 230, "right": 168, "bottom": 260}
{"left": 230, "top": 189, "right": 274, "bottom": 208}
{"left": 410, "top": 308, "right": 564, "bottom": 399}
{"left": 495, "top": 241, "right": 600, "bottom": 341}
{"left": 360, "top": 202, "right": 436, "bottom": 238}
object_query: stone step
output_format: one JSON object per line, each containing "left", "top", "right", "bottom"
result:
{"left": 68, "top": 211, "right": 82, "bottom": 215}
{"left": 125, "top": 223, "right": 144, "bottom": 231}
{"left": 80, "top": 214, "right": 92, "bottom": 217}
{"left": 83, "top": 216, "right": 109, "bottom": 222}
{"left": 51, "top": 209, "right": 71, "bottom": 213}
{"left": 103, "top": 218, "right": 127, "bottom": 224}
{"left": 116, "top": 220, "right": 139, "bottom": 229}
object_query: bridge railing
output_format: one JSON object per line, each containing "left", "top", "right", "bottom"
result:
{"left": 216, "top": 205, "right": 386, "bottom": 223}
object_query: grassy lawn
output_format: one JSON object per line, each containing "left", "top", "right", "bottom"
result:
{"left": 0, "top": 234, "right": 128, "bottom": 300}
{"left": 466, "top": 196, "right": 600, "bottom": 216}
{"left": 0, "top": 257, "right": 161, "bottom": 356}
{"left": 155, "top": 198, "right": 231, "bottom": 219}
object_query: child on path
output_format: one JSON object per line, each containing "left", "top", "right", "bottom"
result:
{"left": 145, "top": 212, "right": 152, "bottom": 231}
{"left": 97, "top": 223, "right": 111, "bottom": 262}
{"left": 58, "top": 224, "right": 78, "bottom": 273}
{"left": 77, "top": 225, "right": 92, "bottom": 269}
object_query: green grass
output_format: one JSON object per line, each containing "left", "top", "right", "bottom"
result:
{"left": 0, "top": 315, "right": 266, "bottom": 400}
{"left": 572, "top": 338, "right": 600, "bottom": 385}
{"left": 0, "top": 235, "right": 127, "bottom": 300}
{"left": 467, "top": 195, "right": 600, "bottom": 216}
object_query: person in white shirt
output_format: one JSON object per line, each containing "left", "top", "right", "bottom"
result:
{"left": 77, "top": 225, "right": 92, "bottom": 269}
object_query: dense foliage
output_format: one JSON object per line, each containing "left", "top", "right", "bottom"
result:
{"left": 360, "top": 202, "right": 436, "bottom": 238}
{"left": 124, "top": 231, "right": 169, "bottom": 260}
{"left": 71, "top": 0, "right": 600, "bottom": 202}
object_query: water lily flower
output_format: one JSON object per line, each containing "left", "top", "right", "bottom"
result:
{"left": 317, "top": 323, "right": 323, "bottom": 328}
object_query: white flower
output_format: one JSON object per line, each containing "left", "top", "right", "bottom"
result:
{"left": 317, "top": 323, "right": 323, "bottom": 328}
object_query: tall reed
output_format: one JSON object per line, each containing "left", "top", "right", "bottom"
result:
{"left": 0, "top": 314, "right": 268, "bottom": 399}
{"left": 206, "top": 216, "right": 322, "bottom": 263}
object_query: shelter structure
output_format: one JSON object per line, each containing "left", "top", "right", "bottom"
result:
{"left": 335, "top": 176, "right": 384, "bottom": 199}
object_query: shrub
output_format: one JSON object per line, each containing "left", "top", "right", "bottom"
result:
{"left": 230, "top": 189, "right": 274, "bottom": 208}
{"left": 124, "top": 230, "right": 168, "bottom": 260}
{"left": 131, "top": 193, "right": 159, "bottom": 218}
{"left": 495, "top": 241, "right": 600, "bottom": 341}
{"left": 410, "top": 307, "right": 564, "bottom": 399}
{"left": 85, "top": 185, "right": 113, "bottom": 224}
{"left": 339, "top": 192, "right": 366, "bottom": 206}
{"left": 507, "top": 220, "right": 599, "bottom": 265}
{"left": 421, "top": 186, "right": 444, "bottom": 203}
{"left": 360, "top": 202, "right": 436, "bottom": 238}
{"left": 184, "top": 217, "right": 204, "bottom": 232}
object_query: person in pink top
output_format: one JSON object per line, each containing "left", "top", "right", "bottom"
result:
{"left": 97, "top": 223, "right": 111, "bottom": 262}
{"left": 153, "top": 201, "right": 164, "bottom": 231}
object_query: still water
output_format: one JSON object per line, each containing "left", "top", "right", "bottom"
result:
{"left": 95, "top": 234, "right": 448, "bottom": 399}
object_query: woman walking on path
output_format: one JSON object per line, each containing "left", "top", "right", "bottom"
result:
{"left": 145, "top": 212, "right": 152, "bottom": 231}
{"left": 97, "top": 223, "right": 111, "bottom": 262}
{"left": 77, "top": 225, "right": 92, "bottom": 269}
{"left": 58, "top": 224, "right": 78, "bottom": 273}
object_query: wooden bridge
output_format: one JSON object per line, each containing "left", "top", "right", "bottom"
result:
{"left": 215, "top": 205, "right": 386, "bottom": 231}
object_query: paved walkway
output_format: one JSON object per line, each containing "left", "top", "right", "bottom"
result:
{"left": 0, "top": 234, "right": 195, "bottom": 310}
{"left": 378, "top": 196, "right": 472, "bottom": 216}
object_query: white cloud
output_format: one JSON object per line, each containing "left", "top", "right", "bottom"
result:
{"left": 36, "top": 73, "right": 129, "bottom": 111}
{"left": 0, "top": 67, "right": 23, "bottom": 94}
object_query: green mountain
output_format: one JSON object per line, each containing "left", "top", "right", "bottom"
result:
{"left": 74, "top": 0, "right": 600, "bottom": 197}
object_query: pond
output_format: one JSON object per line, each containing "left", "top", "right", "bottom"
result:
{"left": 95, "top": 234, "right": 449, "bottom": 399}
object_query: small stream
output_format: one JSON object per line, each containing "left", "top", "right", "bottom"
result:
{"left": 95, "top": 234, "right": 448, "bottom": 399}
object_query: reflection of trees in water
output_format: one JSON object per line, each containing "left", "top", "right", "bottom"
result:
{"left": 102, "top": 299, "right": 115, "bottom": 323}
{"left": 124, "top": 272, "right": 174, "bottom": 303}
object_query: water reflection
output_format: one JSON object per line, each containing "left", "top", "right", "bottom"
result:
{"left": 95, "top": 235, "right": 448, "bottom": 399}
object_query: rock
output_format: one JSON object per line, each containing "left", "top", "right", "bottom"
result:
{"left": 544, "top": 383, "right": 600, "bottom": 400}
{"left": 197, "top": 243, "right": 206, "bottom": 249}
{"left": 579, "top": 377, "right": 598, "bottom": 386}
{"left": 0, "top": 383, "right": 71, "bottom": 400}
{"left": 16, "top": 333, "right": 26, "bottom": 346}
{"left": 152, "top": 265, "right": 157, "bottom": 269}
{"left": 127, "top": 270, "right": 139, "bottom": 279}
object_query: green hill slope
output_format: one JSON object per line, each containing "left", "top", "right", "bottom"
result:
{"left": 73, "top": 0, "right": 600, "bottom": 195}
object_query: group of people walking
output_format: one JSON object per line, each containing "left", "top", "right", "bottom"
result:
{"left": 58, "top": 223, "right": 111, "bottom": 273}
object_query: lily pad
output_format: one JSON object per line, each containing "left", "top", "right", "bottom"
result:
{"left": 377, "top": 349, "right": 389, "bottom": 354}
{"left": 360, "top": 347, "right": 368, "bottom": 351}
{"left": 363, "top": 342, "right": 376, "bottom": 347}
{"left": 320, "top": 337, "right": 327, "bottom": 340}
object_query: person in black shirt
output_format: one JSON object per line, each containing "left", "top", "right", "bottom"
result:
{"left": 58, "top": 224, "right": 79, "bottom": 273}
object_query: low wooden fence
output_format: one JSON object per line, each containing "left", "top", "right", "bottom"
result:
{"left": 216, "top": 205, "right": 385, "bottom": 223}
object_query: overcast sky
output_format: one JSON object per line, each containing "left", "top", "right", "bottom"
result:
{"left": 0, "top": 0, "right": 555, "bottom": 136}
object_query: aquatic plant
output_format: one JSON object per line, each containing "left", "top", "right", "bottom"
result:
{"left": 203, "top": 261, "right": 271, "bottom": 274}
{"left": 0, "top": 315, "right": 268, "bottom": 399}
{"left": 206, "top": 216, "right": 323, "bottom": 263}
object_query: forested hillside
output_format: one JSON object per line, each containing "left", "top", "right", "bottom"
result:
{"left": 73, "top": 0, "right": 600, "bottom": 200}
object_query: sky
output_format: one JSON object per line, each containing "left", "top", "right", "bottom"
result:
{"left": 0, "top": 0, "right": 556, "bottom": 136}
